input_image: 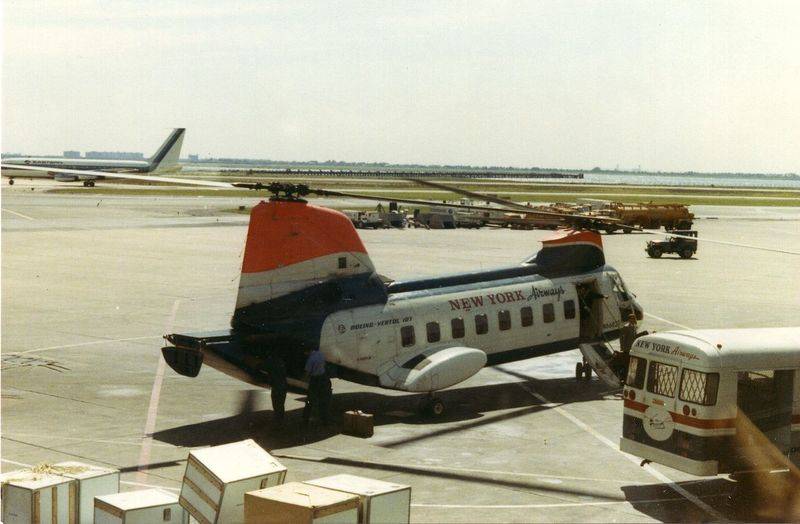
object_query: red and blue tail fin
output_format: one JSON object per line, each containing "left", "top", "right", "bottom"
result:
{"left": 235, "top": 200, "right": 376, "bottom": 309}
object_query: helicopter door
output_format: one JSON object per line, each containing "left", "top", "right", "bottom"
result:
{"left": 576, "top": 281, "right": 603, "bottom": 342}
{"left": 349, "top": 310, "right": 396, "bottom": 371}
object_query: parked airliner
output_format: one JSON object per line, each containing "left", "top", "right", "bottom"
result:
{"left": 2, "top": 128, "right": 185, "bottom": 186}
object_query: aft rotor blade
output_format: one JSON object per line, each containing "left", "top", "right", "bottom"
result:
{"left": 310, "top": 187, "right": 567, "bottom": 218}
{"left": 404, "top": 177, "right": 628, "bottom": 228}
{"left": 406, "top": 178, "right": 534, "bottom": 211}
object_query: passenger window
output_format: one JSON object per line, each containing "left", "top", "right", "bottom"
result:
{"left": 451, "top": 318, "right": 465, "bottom": 339}
{"left": 543, "top": 303, "right": 555, "bottom": 323}
{"left": 338, "top": 256, "right": 347, "bottom": 269}
{"left": 475, "top": 314, "right": 488, "bottom": 335}
{"left": 679, "top": 368, "right": 719, "bottom": 406}
{"left": 646, "top": 361, "right": 678, "bottom": 397}
{"left": 400, "top": 325, "right": 415, "bottom": 347}
{"left": 626, "top": 356, "right": 647, "bottom": 389}
{"left": 520, "top": 306, "right": 533, "bottom": 327}
{"left": 563, "top": 300, "right": 576, "bottom": 319}
{"left": 426, "top": 321, "right": 441, "bottom": 343}
{"left": 498, "top": 310, "right": 511, "bottom": 331}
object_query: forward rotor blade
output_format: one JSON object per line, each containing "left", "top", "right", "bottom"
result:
{"left": 639, "top": 228, "right": 800, "bottom": 255}
{"left": 1, "top": 164, "right": 236, "bottom": 188}
{"left": 6, "top": 163, "right": 797, "bottom": 256}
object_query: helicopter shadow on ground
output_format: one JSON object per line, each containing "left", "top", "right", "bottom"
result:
{"left": 152, "top": 373, "right": 619, "bottom": 450}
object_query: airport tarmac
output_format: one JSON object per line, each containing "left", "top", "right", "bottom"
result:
{"left": 2, "top": 183, "right": 799, "bottom": 522}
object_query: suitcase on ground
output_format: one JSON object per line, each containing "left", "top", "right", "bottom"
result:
{"left": 343, "top": 410, "right": 374, "bottom": 438}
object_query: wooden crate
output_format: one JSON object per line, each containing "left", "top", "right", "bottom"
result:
{"left": 179, "top": 439, "right": 287, "bottom": 524}
{"left": 245, "top": 482, "right": 359, "bottom": 524}
{"left": 54, "top": 461, "right": 119, "bottom": 523}
{"left": 0, "top": 469, "right": 74, "bottom": 524}
{"left": 305, "top": 475, "right": 410, "bottom": 524}
{"left": 94, "top": 488, "right": 188, "bottom": 524}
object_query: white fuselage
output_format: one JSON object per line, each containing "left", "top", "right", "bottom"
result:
{"left": 319, "top": 267, "right": 629, "bottom": 382}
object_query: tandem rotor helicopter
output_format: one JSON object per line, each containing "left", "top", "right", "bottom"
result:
{"left": 3, "top": 163, "right": 798, "bottom": 419}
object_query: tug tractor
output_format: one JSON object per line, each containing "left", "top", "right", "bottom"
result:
{"left": 646, "top": 230, "right": 698, "bottom": 259}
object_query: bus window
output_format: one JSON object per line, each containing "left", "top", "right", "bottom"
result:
{"left": 520, "top": 306, "right": 533, "bottom": 327}
{"left": 543, "top": 303, "right": 555, "bottom": 323}
{"left": 679, "top": 368, "right": 720, "bottom": 406}
{"left": 498, "top": 310, "right": 511, "bottom": 331}
{"left": 475, "top": 314, "right": 488, "bottom": 335}
{"left": 564, "top": 300, "right": 576, "bottom": 319}
{"left": 426, "top": 321, "right": 441, "bottom": 343}
{"left": 646, "top": 361, "right": 678, "bottom": 397}
{"left": 401, "top": 325, "right": 415, "bottom": 347}
{"left": 451, "top": 318, "right": 465, "bottom": 339}
{"left": 626, "top": 356, "right": 647, "bottom": 389}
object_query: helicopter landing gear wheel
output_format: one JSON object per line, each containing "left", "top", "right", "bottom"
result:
{"left": 575, "top": 362, "right": 584, "bottom": 381}
{"left": 420, "top": 395, "right": 445, "bottom": 418}
{"left": 583, "top": 365, "right": 592, "bottom": 381}
{"left": 8, "top": 178, "right": 14, "bottom": 185}
{"left": 83, "top": 180, "right": 95, "bottom": 187}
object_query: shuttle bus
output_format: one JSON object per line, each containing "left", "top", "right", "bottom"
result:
{"left": 619, "top": 328, "right": 800, "bottom": 476}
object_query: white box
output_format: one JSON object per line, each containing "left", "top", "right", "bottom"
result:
{"left": 54, "top": 461, "right": 119, "bottom": 523}
{"left": 244, "top": 482, "right": 359, "bottom": 524}
{"left": 179, "top": 439, "right": 287, "bottom": 524}
{"left": 0, "top": 468, "right": 74, "bottom": 524}
{"left": 94, "top": 488, "right": 188, "bottom": 524}
{"left": 305, "top": 475, "right": 411, "bottom": 524}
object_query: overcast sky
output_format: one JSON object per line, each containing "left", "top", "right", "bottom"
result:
{"left": 3, "top": 1, "right": 799, "bottom": 173}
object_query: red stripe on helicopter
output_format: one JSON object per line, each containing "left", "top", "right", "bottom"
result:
{"left": 540, "top": 229, "right": 603, "bottom": 250}
{"left": 241, "top": 200, "right": 368, "bottom": 274}
{"left": 623, "top": 398, "right": 736, "bottom": 430}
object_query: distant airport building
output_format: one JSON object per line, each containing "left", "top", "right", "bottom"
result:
{"left": 188, "top": 154, "right": 199, "bottom": 161}
{"left": 64, "top": 150, "right": 81, "bottom": 158}
{"left": 85, "top": 151, "right": 145, "bottom": 160}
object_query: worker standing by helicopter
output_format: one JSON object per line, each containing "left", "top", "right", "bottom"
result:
{"left": 303, "top": 347, "right": 332, "bottom": 427}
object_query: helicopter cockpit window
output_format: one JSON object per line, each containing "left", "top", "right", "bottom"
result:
{"left": 611, "top": 273, "right": 630, "bottom": 301}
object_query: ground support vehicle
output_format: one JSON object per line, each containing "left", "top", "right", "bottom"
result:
{"left": 646, "top": 230, "right": 697, "bottom": 258}
{"left": 620, "top": 328, "right": 800, "bottom": 477}
{"left": 604, "top": 202, "right": 694, "bottom": 231}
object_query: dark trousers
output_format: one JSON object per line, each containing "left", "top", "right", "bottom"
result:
{"left": 271, "top": 388, "right": 287, "bottom": 420}
{"left": 303, "top": 376, "right": 332, "bottom": 424}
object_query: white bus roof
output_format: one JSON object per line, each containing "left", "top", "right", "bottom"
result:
{"left": 631, "top": 328, "right": 800, "bottom": 370}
